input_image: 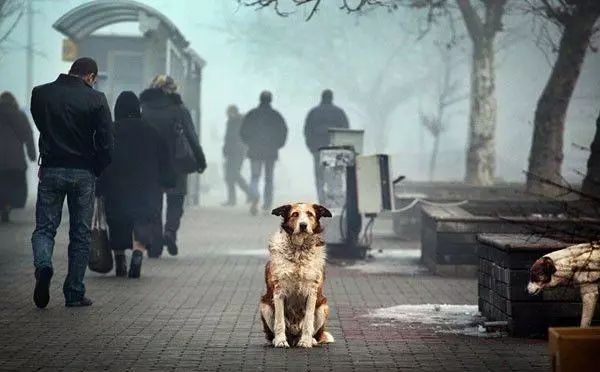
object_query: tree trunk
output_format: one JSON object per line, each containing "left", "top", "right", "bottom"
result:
{"left": 582, "top": 111, "right": 600, "bottom": 199}
{"left": 526, "top": 11, "right": 600, "bottom": 196}
{"left": 464, "top": 38, "right": 497, "bottom": 185}
{"left": 429, "top": 134, "right": 440, "bottom": 181}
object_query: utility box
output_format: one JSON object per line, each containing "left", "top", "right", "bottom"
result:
{"left": 356, "top": 154, "right": 393, "bottom": 215}
{"left": 548, "top": 327, "right": 600, "bottom": 372}
{"left": 328, "top": 128, "right": 365, "bottom": 154}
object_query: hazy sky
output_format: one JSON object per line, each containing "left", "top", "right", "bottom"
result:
{"left": 0, "top": 0, "right": 598, "bottom": 203}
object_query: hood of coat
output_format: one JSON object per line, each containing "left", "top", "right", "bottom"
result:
{"left": 139, "top": 88, "right": 183, "bottom": 108}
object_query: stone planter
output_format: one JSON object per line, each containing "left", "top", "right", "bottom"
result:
{"left": 420, "top": 200, "right": 597, "bottom": 277}
{"left": 478, "top": 234, "right": 600, "bottom": 337}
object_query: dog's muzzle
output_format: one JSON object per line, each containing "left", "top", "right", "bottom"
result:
{"left": 527, "top": 282, "right": 542, "bottom": 295}
{"left": 299, "top": 223, "right": 308, "bottom": 232}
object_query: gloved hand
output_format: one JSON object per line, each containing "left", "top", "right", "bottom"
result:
{"left": 197, "top": 165, "right": 206, "bottom": 174}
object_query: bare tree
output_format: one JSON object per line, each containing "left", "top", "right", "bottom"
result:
{"left": 524, "top": 0, "right": 600, "bottom": 196}
{"left": 0, "top": 0, "right": 23, "bottom": 51}
{"left": 240, "top": 0, "right": 509, "bottom": 186}
{"left": 218, "top": 8, "right": 420, "bottom": 152}
{"left": 419, "top": 44, "right": 467, "bottom": 180}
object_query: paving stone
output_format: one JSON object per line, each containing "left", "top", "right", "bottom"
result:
{"left": 0, "top": 207, "right": 550, "bottom": 371}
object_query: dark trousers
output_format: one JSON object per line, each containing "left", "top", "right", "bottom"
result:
{"left": 224, "top": 155, "right": 250, "bottom": 204}
{"left": 249, "top": 159, "right": 275, "bottom": 210}
{"left": 164, "top": 193, "right": 185, "bottom": 240}
{"left": 31, "top": 167, "right": 95, "bottom": 303}
{"left": 312, "top": 152, "right": 325, "bottom": 204}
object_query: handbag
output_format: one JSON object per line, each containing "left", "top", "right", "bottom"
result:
{"left": 173, "top": 109, "right": 198, "bottom": 174}
{"left": 88, "top": 198, "right": 113, "bottom": 274}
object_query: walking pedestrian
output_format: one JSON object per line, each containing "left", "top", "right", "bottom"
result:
{"left": 222, "top": 105, "right": 250, "bottom": 206}
{"left": 96, "top": 91, "right": 175, "bottom": 278}
{"left": 0, "top": 91, "right": 36, "bottom": 223}
{"left": 240, "top": 91, "right": 287, "bottom": 215}
{"left": 30, "top": 57, "right": 113, "bottom": 308}
{"left": 140, "top": 75, "right": 206, "bottom": 257}
{"left": 304, "top": 89, "right": 349, "bottom": 204}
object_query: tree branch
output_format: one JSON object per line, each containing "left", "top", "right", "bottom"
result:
{"left": 455, "top": 0, "right": 484, "bottom": 42}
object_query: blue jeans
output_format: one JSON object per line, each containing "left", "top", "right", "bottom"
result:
{"left": 31, "top": 167, "right": 95, "bottom": 303}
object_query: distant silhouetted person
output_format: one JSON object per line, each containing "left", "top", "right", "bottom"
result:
{"left": 140, "top": 75, "right": 206, "bottom": 257}
{"left": 97, "top": 92, "right": 175, "bottom": 278}
{"left": 0, "top": 92, "right": 36, "bottom": 223}
{"left": 30, "top": 57, "right": 113, "bottom": 308}
{"left": 222, "top": 105, "right": 250, "bottom": 206}
{"left": 304, "top": 89, "right": 349, "bottom": 203}
{"left": 241, "top": 91, "right": 288, "bottom": 215}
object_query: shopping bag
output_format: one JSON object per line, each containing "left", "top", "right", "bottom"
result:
{"left": 88, "top": 198, "right": 113, "bottom": 274}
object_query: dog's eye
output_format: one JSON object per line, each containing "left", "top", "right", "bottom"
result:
{"left": 307, "top": 212, "right": 314, "bottom": 218}
{"left": 291, "top": 212, "right": 299, "bottom": 218}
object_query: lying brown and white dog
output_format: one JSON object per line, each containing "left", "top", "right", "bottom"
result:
{"left": 260, "top": 202, "right": 335, "bottom": 348}
{"left": 527, "top": 243, "right": 600, "bottom": 327}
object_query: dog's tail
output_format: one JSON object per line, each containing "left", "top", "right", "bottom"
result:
{"left": 319, "top": 331, "right": 335, "bottom": 344}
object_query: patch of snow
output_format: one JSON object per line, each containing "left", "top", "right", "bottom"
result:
{"left": 224, "top": 249, "right": 267, "bottom": 256}
{"left": 346, "top": 262, "right": 428, "bottom": 275}
{"left": 366, "top": 304, "right": 480, "bottom": 326}
{"left": 369, "top": 249, "right": 421, "bottom": 260}
{"left": 366, "top": 304, "right": 507, "bottom": 338}
{"left": 438, "top": 326, "right": 507, "bottom": 338}
{"left": 345, "top": 249, "right": 427, "bottom": 275}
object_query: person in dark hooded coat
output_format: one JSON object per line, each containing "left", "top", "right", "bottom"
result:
{"left": 0, "top": 91, "right": 36, "bottom": 222}
{"left": 304, "top": 89, "right": 349, "bottom": 204}
{"left": 139, "top": 75, "right": 206, "bottom": 257}
{"left": 240, "top": 91, "right": 287, "bottom": 215}
{"left": 97, "top": 91, "right": 176, "bottom": 278}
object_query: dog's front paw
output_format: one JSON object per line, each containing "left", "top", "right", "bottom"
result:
{"left": 273, "top": 336, "right": 289, "bottom": 348}
{"left": 297, "top": 337, "right": 313, "bottom": 348}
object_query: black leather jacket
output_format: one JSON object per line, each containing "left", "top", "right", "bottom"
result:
{"left": 30, "top": 74, "right": 113, "bottom": 176}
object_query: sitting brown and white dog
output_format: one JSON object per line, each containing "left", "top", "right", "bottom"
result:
{"left": 527, "top": 243, "right": 600, "bottom": 327}
{"left": 260, "top": 202, "right": 335, "bottom": 348}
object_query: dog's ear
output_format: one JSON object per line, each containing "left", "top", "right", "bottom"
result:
{"left": 313, "top": 204, "right": 332, "bottom": 219}
{"left": 542, "top": 257, "right": 557, "bottom": 277}
{"left": 530, "top": 257, "right": 556, "bottom": 283}
{"left": 271, "top": 204, "right": 291, "bottom": 218}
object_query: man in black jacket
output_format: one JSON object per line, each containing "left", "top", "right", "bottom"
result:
{"left": 241, "top": 91, "right": 287, "bottom": 215}
{"left": 304, "top": 89, "right": 349, "bottom": 203}
{"left": 140, "top": 75, "right": 206, "bottom": 257}
{"left": 30, "top": 57, "right": 113, "bottom": 308}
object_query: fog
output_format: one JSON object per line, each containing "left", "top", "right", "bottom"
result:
{"left": 1, "top": 0, "right": 598, "bottom": 205}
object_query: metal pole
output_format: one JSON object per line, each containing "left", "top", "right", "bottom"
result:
{"left": 25, "top": 0, "right": 33, "bottom": 106}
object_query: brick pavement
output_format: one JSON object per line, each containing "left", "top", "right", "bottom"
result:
{"left": 0, "top": 207, "right": 550, "bottom": 371}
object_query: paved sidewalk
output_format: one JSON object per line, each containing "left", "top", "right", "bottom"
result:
{"left": 0, "top": 207, "right": 549, "bottom": 371}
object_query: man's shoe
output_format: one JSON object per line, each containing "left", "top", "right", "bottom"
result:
{"left": 33, "top": 267, "right": 53, "bottom": 309}
{"left": 65, "top": 297, "right": 93, "bottom": 307}
{"left": 164, "top": 233, "right": 178, "bottom": 256}
{"left": 128, "top": 251, "right": 143, "bottom": 279}
{"left": 114, "top": 253, "right": 127, "bottom": 277}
